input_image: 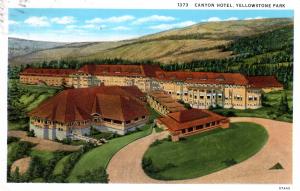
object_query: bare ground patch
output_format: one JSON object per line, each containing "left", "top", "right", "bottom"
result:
{"left": 11, "top": 157, "right": 31, "bottom": 175}
{"left": 8, "top": 131, "right": 81, "bottom": 152}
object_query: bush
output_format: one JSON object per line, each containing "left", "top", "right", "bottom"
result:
{"left": 61, "top": 142, "right": 97, "bottom": 179}
{"left": 222, "top": 158, "right": 237, "bottom": 167}
{"left": 7, "top": 136, "right": 20, "bottom": 144}
{"left": 150, "top": 140, "right": 163, "bottom": 147}
{"left": 27, "top": 156, "right": 44, "bottom": 179}
{"left": 77, "top": 167, "right": 109, "bottom": 183}
{"left": 8, "top": 141, "right": 34, "bottom": 164}
{"left": 27, "top": 130, "right": 35, "bottom": 137}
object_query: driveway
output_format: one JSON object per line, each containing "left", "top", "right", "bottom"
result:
{"left": 107, "top": 117, "right": 292, "bottom": 184}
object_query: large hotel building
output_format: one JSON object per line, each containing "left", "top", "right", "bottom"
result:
{"left": 20, "top": 64, "right": 283, "bottom": 110}
{"left": 20, "top": 64, "right": 283, "bottom": 141}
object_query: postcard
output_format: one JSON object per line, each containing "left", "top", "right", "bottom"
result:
{"left": 1, "top": 0, "right": 298, "bottom": 191}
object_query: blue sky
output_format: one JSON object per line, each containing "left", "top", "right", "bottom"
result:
{"left": 9, "top": 9, "right": 293, "bottom": 42}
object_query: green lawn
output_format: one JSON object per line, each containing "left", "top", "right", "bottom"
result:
{"left": 30, "top": 150, "right": 55, "bottom": 164}
{"left": 67, "top": 125, "right": 153, "bottom": 182}
{"left": 143, "top": 122, "right": 268, "bottom": 180}
{"left": 147, "top": 105, "right": 161, "bottom": 123}
{"left": 53, "top": 154, "right": 72, "bottom": 175}
{"left": 8, "top": 120, "right": 28, "bottom": 131}
{"left": 212, "top": 89, "right": 293, "bottom": 123}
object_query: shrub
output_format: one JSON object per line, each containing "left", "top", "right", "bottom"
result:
{"left": 8, "top": 141, "right": 34, "bottom": 164}
{"left": 27, "top": 130, "right": 35, "bottom": 137}
{"left": 142, "top": 157, "right": 160, "bottom": 174}
{"left": 27, "top": 156, "right": 44, "bottom": 180}
{"left": 222, "top": 158, "right": 237, "bottom": 167}
{"left": 77, "top": 167, "right": 109, "bottom": 183}
{"left": 7, "top": 136, "right": 20, "bottom": 144}
{"left": 150, "top": 140, "right": 163, "bottom": 147}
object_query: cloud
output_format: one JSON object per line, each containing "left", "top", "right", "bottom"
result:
{"left": 9, "top": 20, "right": 19, "bottom": 25}
{"left": 65, "top": 24, "right": 106, "bottom": 30}
{"left": 24, "top": 16, "right": 50, "bottom": 27}
{"left": 51, "top": 16, "right": 76, "bottom": 24}
{"left": 112, "top": 26, "right": 130, "bottom": 31}
{"left": 207, "top": 17, "right": 222, "bottom": 22}
{"left": 149, "top": 21, "right": 196, "bottom": 30}
{"left": 202, "top": 17, "right": 240, "bottom": 22}
{"left": 244, "top": 16, "right": 264, "bottom": 20}
{"left": 132, "top": 15, "right": 175, "bottom": 25}
{"left": 224, "top": 17, "right": 239, "bottom": 21}
{"left": 86, "top": 15, "right": 135, "bottom": 24}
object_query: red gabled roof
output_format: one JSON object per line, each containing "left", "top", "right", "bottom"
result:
{"left": 28, "top": 86, "right": 149, "bottom": 123}
{"left": 155, "top": 71, "right": 249, "bottom": 86}
{"left": 246, "top": 76, "right": 283, "bottom": 88}
{"left": 158, "top": 109, "right": 226, "bottom": 131}
{"left": 76, "top": 64, "right": 163, "bottom": 77}
{"left": 20, "top": 68, "right": 77, "bottom": 77}
{"left": 119, "top": 86, "right": 146, "bottom": 99}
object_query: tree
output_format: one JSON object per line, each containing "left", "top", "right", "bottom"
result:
{"left": 77, "top": 167, "right": 109, "bottom": 183}
{"left": 278, "top": 92, "right": 289, "bottom": 114}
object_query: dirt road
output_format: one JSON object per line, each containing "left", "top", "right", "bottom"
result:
{"left": 107, "top": 117, "right": 292, "bottom": 184}
{"left": 8, "top": 130, "right": 80, "bottom": 152}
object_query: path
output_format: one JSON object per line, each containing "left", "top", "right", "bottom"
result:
{"left": 8, "top": 130, "right": 81, "bottom": 152}
{"left": 107, "top": 117, "right": 292, "bottom": 184}
{"left": 11, "top": 157, "right": 31, "bottom": 175}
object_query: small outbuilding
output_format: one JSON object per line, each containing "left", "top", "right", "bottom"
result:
{"left": 156, "top": 109, "right": 229, "bottom": 141}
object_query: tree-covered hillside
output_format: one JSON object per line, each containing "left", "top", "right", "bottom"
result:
{"left": 162, "top": 25, "right": 293, "bottom": 87}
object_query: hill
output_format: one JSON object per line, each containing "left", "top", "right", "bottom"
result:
{"left": 8, "top": 38, "right": 69, "bottom": 59}
{"left": 9, "top": 18, "right": 293, "bottom": 66}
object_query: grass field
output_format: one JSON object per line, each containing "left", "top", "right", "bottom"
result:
{"left": 147, "top": 105, "right": 161, "bottom": 123}
{"left": 30, "top": 150, "right": 55, "bottom": 164}
{"left": 212, "top": 90, "right": 293, "bottom": 123}
{"left": 53, "top": 154, "right": 71, "bottom": 175}
{"left": 67, "top": 125, "right": 153, "bottom": 182}
{"left": 143, "top": 122, "right": 268, "bottom": 180}
{"left": 8, "top": 80, "right": 62, "bottom": 131}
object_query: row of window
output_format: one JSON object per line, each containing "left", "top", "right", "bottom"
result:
{"left": 181, "top": 121, "right": 220, "bottom": 134}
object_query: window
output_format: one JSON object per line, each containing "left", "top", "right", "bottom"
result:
{"left": 206, "top": 123, "right": 210, "bottom": 127}
{"left": 126, "top": 120, "right": 131, "bottom": 124}
{"left": 113, "top": 120, "right": 122, "bottom": 124}
{"left": 188, "top": 127, "right": 193, "bottom": 132}
{"left": 194, "top": 96, "right": 197, "bottom": 99}
{"left": 196, "top": 125, "right": 204, "bottom": 130}
{"left": 142, "top": 116, "right": 146, "bottom": 119}
{"left": 134, "top": 117, "right": 139, "bottom": 121}
{"left": 212, "top": 121, "right": 216, "bottom": 126}
{"left": 207, "top": 96, "right": 211, "bottom": 99}
{"left": 104, "top": 118, "right": 111, "bottom": 122}
{"left": 181, "top": 129, "right": 186, "bottom": 134}
{"left": 200, "top": 96, "right": 204, "bottom": 99}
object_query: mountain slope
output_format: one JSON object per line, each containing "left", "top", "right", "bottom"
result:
{"left": 9, "top": 18, "right": 293, "bottom": 66}
{"left": 8, "top": 38, "right": 69, "bottom": 59}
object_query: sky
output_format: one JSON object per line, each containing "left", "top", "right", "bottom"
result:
{"left": 8, "top": 9, "right": 293, "bottom": 42}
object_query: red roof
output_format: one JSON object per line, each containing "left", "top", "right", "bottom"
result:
{"left": 246, "top": 76, "right": 283, "bottom": 88}
{"left": 155, "top": 71, "right": 249, "bottom": 86}
{"left": 76, "top": 64, "right": 162, "bottom": 77}
{"left": 20, "top": 68, "right": 77, "bottom": 77}
{"left": 28, "top": 86, "right": 149, "bottom": 123}
{"left": 158, "top": 109, "right": 226, "bottom": 131}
